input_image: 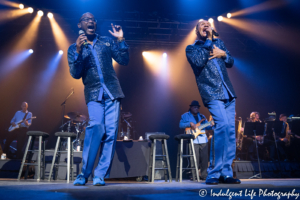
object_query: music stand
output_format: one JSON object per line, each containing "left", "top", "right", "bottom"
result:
{"left": 291, "top": 119, "right": 300, "bottom": 137}
{"left": 244, "top": 122, "right": 265, "bottom": 179}
{"left": 266, "top": 121, "right": 285, "bottom": 160}
{"left": 266, "top": 120, "right": 287, "bottom": 178}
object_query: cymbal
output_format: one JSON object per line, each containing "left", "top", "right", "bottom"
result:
{"left": 64, "top": 115, "right": 70, "bottom": 119}
{"left": 65, "top": 112, "right": 87, "bottom": 122}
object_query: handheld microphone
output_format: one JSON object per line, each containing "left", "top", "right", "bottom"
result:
{"left": 79, "top": 30, "right": 88, "bottom": 46}
{"left": 212, "top": 30, "right": 219, "bottom": 36}
{"left": 211, "top": 28, "right": 219, "bottom": 36}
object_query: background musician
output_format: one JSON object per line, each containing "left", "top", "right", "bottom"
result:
{"left": 3, "top": 102, "right": 32, "bottom": 159}
{"left": 270, "top": 114, "right": 290, "bottom": 161}
{"left": 179, "top": 100, "right": 212, "bottom": 181}
{"left": 245, "top": 111, "right": 264, "bottom": 160}
{"left": 248, "top": 112, "right": 262, "bottom": 123}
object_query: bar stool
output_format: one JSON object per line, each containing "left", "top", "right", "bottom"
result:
{"left": 18, "top": 131, "right": 49, "bottom": 181}
{"left": 48, "top": 132, "right": 76, "bottom": 183}
{"left": 148, "top": 134, "right": 172, "bottom": 183}
{"left": 174, "top": 134, "right": 199, "bottom": 182}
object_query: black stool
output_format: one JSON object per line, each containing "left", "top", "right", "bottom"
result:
{"left": 175, "top": 134, "right": 199, "bottom": 182}
{"left": 148, "top": 134, "right": 172, "bottom": 183}
{"left": 18, "top": 131, "right": 49, "bottom": 181}
{"left": 48, "top": 132, "right": 76, "bottom": 182}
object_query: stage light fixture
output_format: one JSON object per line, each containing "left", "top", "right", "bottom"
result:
{"left": 163, "top": 53, "right": 167, "bottom": 58}
{"left": 47, "top": 12, "right": 53, "bottom": 19}
{"left": 59, "top": 50, "right": 63, "bottom": 55}
{"left": 19, "top": 4, "right": 24, "bottom": 9}
{"left": 199, "top": 19, "right": 204, "bottom": 22}
{"left": 38, "top": 10, "right": 43, "bottom": 16}
{"left": 142, "top": 51, "right": 147, "bottom": 56}
{"left": 218, "top": 16, "right": 223, "bottom": 21}
{"left": 29, "top": 49, "right": 33, "bottom": 53}
{"left": 28, "top": 7, "right": 33, "bottom": 13}
{"left": 227, "top": 13, "right": 232, "bottom": 18}
{"left": 208, "top": 18, "right": 214, "bottom": 24}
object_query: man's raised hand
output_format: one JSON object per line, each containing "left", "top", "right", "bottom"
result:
{"left": 108, "top": 23, "right": 123, "bottom": 39}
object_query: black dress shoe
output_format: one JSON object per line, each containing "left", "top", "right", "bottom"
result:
{"left": 219, "top": 176, "right": 241, "bottom": 184}
{"left": 205, "top": 178, "right": 219, "bottom": 185}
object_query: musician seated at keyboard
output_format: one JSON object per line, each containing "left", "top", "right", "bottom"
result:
{"left": 270, "top": 114, "right": 290, "bottom": 161}
{"left": 4, "top": 102, "right": 32, "bottom": 159}
{"left": 179, "top": 100, "right": 213, "bottom": 181}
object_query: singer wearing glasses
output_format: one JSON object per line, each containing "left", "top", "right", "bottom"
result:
{"left": 67, "top": 12, "right": 129, "bottom": 186}
{"left": 185, "top": 20, "right": 239, "bottom": 185}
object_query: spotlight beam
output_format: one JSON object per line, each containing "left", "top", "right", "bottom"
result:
{"left": 0, "top": 9, "right": 28, "bottom": 24}
{"left": 49, "top": 17, "right": 71, "bottom": 51}
{"left": 48, "top": 15, "right": 72, "bottom": 80}
{"left": 37, "top": 53, "right": 63, "bottom": 94}
{"left": 13, "top": 15, "right": 41, "bottom": 51}
{"left": 222, "top": 18, "right": 300, "bottom": 54}
{"left": 0, "top": 50, "right": 33, "bottom": 80}
{"left": 47, "top": 12, "right": 53, "bottom": 19}
{"left": 142, "top": 51, "right": 169, "bottom": 80}
{"left": 28, "top": 7, "right": 34, "bottom": 13}
{"left": 232, "top": 0, "right": 287, "bottom": 17}
{"left": 168, "top": 24, "right": 197, "bottom": 91}
{"left": 0, "top": 15, "right": 41, "bottom": 78}
{"left": 37, "top": 10, "right": 43, "bottom": 16}
{"left": 0, "top": 0, "right": 19, "bottom": 8}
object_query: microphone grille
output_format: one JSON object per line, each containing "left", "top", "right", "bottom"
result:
{"left": 79, "top": 30, "right": 84, "bottom": 35}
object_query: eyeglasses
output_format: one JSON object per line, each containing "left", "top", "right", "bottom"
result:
{"left": 80, "top": 18, "right": 97, "bottom": 23}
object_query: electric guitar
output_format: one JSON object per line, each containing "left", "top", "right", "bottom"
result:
{"left": 185, "top": 119, "right": 215, "bottom": 138}
{"left": 8, "top": 117, "right": 36, "bottom": 132}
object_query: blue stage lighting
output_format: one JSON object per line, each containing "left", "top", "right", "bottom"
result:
{"left": 0, "top": 50, "right": 33, "bottom": 78}
{"left": 29, "top": 49, "right": 33, "bottom": 53}
{"left": 59, "top": 50, "right": 63, "bottom": 55}
{"left": 37, "top": 53, "right": 63, "bottom": 93}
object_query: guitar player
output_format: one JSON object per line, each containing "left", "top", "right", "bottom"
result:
{"left": 3, "top": 102, "right": 32, "bottom": 159}
{"left": 179, "top": 100, "right": 212, "bottom": 180}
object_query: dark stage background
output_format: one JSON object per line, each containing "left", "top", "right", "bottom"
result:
{"left": 0, "top": 0, "right": 300, "bottom": 177}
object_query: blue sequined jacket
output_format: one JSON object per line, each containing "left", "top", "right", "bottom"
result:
{"left": 186, "top": 38, "right": 236, "bottom": 106}
{"left": 67, "top": 35, "right": 129, "bottom": 104}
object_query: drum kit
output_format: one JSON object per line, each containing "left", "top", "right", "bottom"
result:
{"left": 59, "top": 111, "right": 89, "bottom": 151}
{"left": 59, "top": 110, "right": 136, "bottom": 150}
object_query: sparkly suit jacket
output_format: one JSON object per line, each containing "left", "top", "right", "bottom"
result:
{"left": 186, "top": 38, "right": 236, "bottom": 106}
{"left": 68, "top": 35, "right": 129, "bottom": 104}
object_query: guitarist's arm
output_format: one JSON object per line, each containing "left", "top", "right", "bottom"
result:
{"left": 179, "top": 114, "right": 193, "bottom": 129}
{"left": 24, "top": 112, "right": 32, "bottom": 127}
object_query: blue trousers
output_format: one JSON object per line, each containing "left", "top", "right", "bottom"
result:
{"left": 81, "top": 91, "right": 120, "bottom": 179}
{"left": 206, "top": 99, "right": 236, "bottom": 179}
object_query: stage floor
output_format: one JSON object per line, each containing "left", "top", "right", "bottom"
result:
{"left": 0, "top": 179, "right": 300, "bottom": 200}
